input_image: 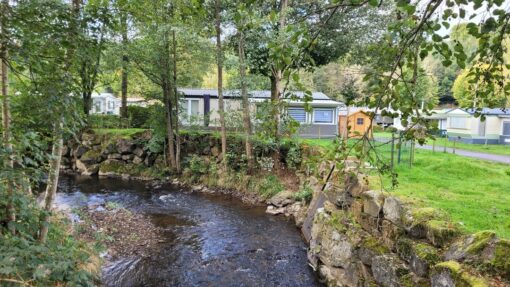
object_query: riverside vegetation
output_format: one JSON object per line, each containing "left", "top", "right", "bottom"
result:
{"left": 59, "top": 128, "right": 510, "bottom": 286}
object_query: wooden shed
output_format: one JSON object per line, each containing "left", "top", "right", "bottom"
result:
{"left": 338, "top": 110, "right": 373, "bottom": 139}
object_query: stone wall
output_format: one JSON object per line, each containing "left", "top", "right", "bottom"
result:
{"left": 292, "top": 163, "right": 510, "bottom": 287}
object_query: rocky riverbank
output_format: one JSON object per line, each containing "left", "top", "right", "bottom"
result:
{"left": 61, "top": 130, "right": 510, "bottom": 286}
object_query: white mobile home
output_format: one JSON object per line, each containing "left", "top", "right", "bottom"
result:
{"left": 446, "top": 108, "right": 510, "bottom": 144}
{"left": 90, "top": 92, "right": 121, "bottom": 115}
{"left": 178, "top": 89, "right": 343, "bottom": 138}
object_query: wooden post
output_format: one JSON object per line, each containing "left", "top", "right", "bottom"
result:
{"left": 397, "top": 132, "right": 402, "bottom": 164}
{"left": 390, "top": 132, "right": 395, "bottom": 170}
{"left": 453, "top": 139, "right": 456, "bottom": 154}
{"left": 443, "top": 136, "right": 447, "bottom": 153}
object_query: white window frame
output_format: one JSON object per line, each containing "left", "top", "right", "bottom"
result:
{"left": 312, "top": 108, "right": 335, "bottom": 125}
{"left": 185, "top": 99, "right": 200, "bottom": 117}
{"left": 288, "top": 107, "right": 307, "bottom": 123}
{"left": 502, "top": 121, "right": 510, "bottom": 136}
{"left": 449, "top": 116, "right": 468, "bottom": 129}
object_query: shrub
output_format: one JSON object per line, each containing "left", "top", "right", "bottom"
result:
{"left": 88, "top": 114, "right": 123, "bottom": 129}
{"left": 127, "top": 106, "right": 151, "bottom": 128}
{"left": 187, "top": 155, "right": 208, "bottom": 181}
{"left": 285, "top": 145, "right": 302, "bottom": 170}
{"left": 258, "top": 175, "right": 284, "bottom": 199}
{"left": 386, "top": 126, "right": 398, "bottom": 133}
{"left": 372, "top": 125, "right": 384, "bottom": 132}
{"left": 294, "top": 185, "right": 313, "bottom": 203}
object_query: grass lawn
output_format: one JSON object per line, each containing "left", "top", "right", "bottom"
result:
{"left": 371, "top": 149, "right": 510, "bottom": 238}
{"left": 427, "top": 137, "right": 510, "bottom": 156}
{"left": 93, "top": 128, "right": 147, "bottom": 139}
{"left": 374, "top": 132, "right": 510, "bottom": 156}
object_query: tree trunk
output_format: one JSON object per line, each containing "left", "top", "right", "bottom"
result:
{"left": 38, "top": 120, "right": 64, "bottom": 242}
{"left": 172, "top": 30, "right": 181, "bottom": 173}
{"left": 1, "top": 53, "right": 15, "bottom": 233}
{"left": 238, "top": 29, "right": 253, "bottom": 171}
{"left": 1, "top": 0, "right": 15, "bottom": 234}
{"left": 120, "top": 12, "right": 128, "bottom": 120}
{"left": 215, "top": 0, "right": 227, "bottom": 170}
{"left": 270, "top": 0, "right": 288, "bottom": 171}
{"left": 163, "top": 82, "right": 177, "bottom": 169}
{"left": 83, "top": 91, "right": 92, "bottom": 115}
{"left": 270, "top": 76, "right": 281, "bottom": 170}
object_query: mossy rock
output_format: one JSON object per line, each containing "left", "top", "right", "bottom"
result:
{"left": 80, "top": 149, "right": 103, "bottom": 164}
{"left": 426, "top": 220, "right": 461, "bottom": 247}
{"left": 396, "top": 237, "right": 439, "bottom": 277}
{"left": 431, "top": 261, "right": 488, "bottom": 287}
{"left": 493, "top": 239, "right": 510, "bottom": 277}
{"left": 403, "top": 207, "right": 447, "bottom": 239}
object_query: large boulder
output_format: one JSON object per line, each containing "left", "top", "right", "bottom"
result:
{"left": 80, "top": 150, "right": 103, "bottom": 165}
{"left": 267, "top": 189, "right": 295, "bottom": 207}
{"left": 76, "top": 160, "right": 99, "bottom": 176}
{"left": 133, "top": 147, "right": 145, "bottom": 158}
{"left": 430, "top": 261, "right": 487, "bottom": 287}
{"left": 117, "top": 139, "right": 135, "bottom": 155}
{"left": 371, "top": 254, "right": 409, "bottom": 287}
{"left": 396, "top": 238, "right": 439, "bottom": 277}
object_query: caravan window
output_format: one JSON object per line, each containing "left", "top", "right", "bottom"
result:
{"left": 313, "top": 108, "right": 334, "bottom": 124}
{"left": 503, "top": 122, "right": 510, "bottom": 136}
{"left": 288, "top": 108, "right": 306, "bottom": 123}
{"left": 450, "top": 117, "right": 467, "bottom": 129}
{"left": 189, "top": 100, "right": 199, "bottom": 116}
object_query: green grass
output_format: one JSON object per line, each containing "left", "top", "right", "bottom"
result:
{"left": 428, "top": 138, "right": 510, "bottom": 156}
{"left": 300, "top": 138, "right": 336, "bottom": 148}
{"left": 372, "top": 149, "right": 510, "bottom": 238}
{"left": 93, "top": 128, "right": 147, "bottom": 139}
{"left": 374, "top": 132, "right": 510, "bottom": 156}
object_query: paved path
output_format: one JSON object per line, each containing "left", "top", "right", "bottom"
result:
{"left": 418, "top": 144, "right": 510, "bottom": 164}
{"left": 374, "top": 137, "right": 510, "bottom": 164}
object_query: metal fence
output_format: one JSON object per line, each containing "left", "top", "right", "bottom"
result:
{"left": 372, "top": 132, "right": 416, "bottom": 169}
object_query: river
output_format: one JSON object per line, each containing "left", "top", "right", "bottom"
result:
{"left": 55, "top": 175, "right": 321, "bottom": 287}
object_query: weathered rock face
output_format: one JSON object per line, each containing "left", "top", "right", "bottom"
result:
{"left": 304, "top": 169, "right": 501, "bottom": 287}
{"left": 62, "top": 131, "right": 164, "bottom": 179}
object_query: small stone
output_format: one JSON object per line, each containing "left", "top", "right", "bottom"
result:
{"left": 383, "top": 196, "right": 403, "bottom": 224}
{"left": 266, "top": 205, "right": 285, "bottom": 215}
{"left": 362, "top": 190, "right": 384, "bottom": 217}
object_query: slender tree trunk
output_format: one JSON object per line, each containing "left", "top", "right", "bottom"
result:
{"left": 172, "top": 30, "right": 181, "bottom": 173}
{"left": 238, "top": 30, "right": 253, "bottom": 171}
{"left": 38, "top": 120, "right": 64, "bottom": 242}
{"left": 39, "top": 0, "right": 80, "bottom": 242}
{"left": 1, "top": 52, "right": 15, "bottom": 233}
{"left": 83, "top": 91, "right": 92, "bottom": 115}
{"left": 270, "top": 0, "right": 288, "bottom": 171}
{"left": 163, "top": 82, "right": 177, "bottom": 169}
{"left": 120, "top": 12, "right": 128, "bottom": 120}
{"left": 1, "top": 0, "right": 15, "bottom": 234}
{"left": 270, "top": 76, "right": 281, "bottom": 170}
{"left": 215, "top": 0, "right": 227, "bottom": 170}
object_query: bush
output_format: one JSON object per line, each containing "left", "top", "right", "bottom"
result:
{"left": 88, "top": 114, "right": 124, "bottom": 129}
{"left": 258, "top": 175, "right": 284, "bottom": 198}
{"left": 294, "top": 185, "right": 313, "bottom": 203}
{"left": 285, "top": 144, "right": 302, "bottom": 170}
{"left": 187, "top": 155, "right": 208, "bottom": 181}
{"left": 127, "top": 106, "right": 151, "bottom": 128}
{"left": 385, "top": 126, "right": 398, "bottom": 133}
{"left": 0, "top": 196, "right": 99, "bottom": 286}
{"left": 372, "top": 125, "right": 384, "bottom": 132}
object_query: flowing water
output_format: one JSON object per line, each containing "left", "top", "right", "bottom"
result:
{"left": 56, "top": 175, "right": 321, "bottom": 287}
